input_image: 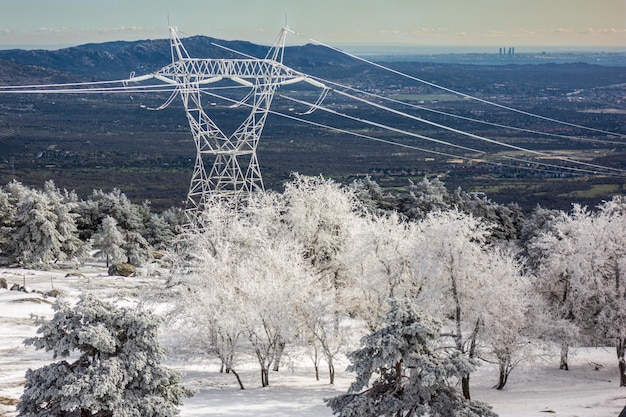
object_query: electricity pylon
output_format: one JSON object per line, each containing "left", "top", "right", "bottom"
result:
{"left": 129, "top": 27, "right": 325, "bottom": 219}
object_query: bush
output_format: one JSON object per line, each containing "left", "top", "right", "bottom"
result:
{"left": 18, "top": 294, "right": 192, "bottom": 417}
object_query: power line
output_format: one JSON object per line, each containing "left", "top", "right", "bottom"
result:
{"left": 329, "top": 89, "right": 626, "bottom": 175}
{"left": 193, "top": 86, "right": 623, "bottom": 178}
{"left": 288, "top": 28, "right": 625, "bottom": 139}
{"left": 276, "top": 93, "right": 624, "bottom": 177}
{"left": 309, "top": 76, "right": 626, "bottom": 147}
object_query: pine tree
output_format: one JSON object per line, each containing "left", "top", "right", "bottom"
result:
{"left": 92, "top": 216, "right": 126, "bottom": 267}
{"left": 8, "top": 189, "right": 65, "bottom": 268}
{"left": 326, "top": 299, "right": 497, "bottom": 417}
{"left": 44, "top": 181, "right": 90, "bottom": 264}
{"left": 17, "top": 294, "right": 192, "bottom": 417}
{"left": 1, "top": 181, "right": 87, "bottom": 268}
{"left": 0, "top": 187, "right": 17, "bottom": 255}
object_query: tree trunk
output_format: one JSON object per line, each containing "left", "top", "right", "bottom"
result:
{"left": 261, "top": 367, "right": 269, "bottom": 387}
{"left": 328, "top": 358, "right": 335, "bottom": 385}
{"left": 231, "top": 368, "right": 245, "bottom": 390}
{"left": 462, "top": 375, "right": 471, "bottom": 400}
{"left": 395, "top": 360, "right": 403, "bottom": 384}
{"left": 617, "top": 337, "right": 626, "bottom": 387}
{"left": 560, "top": 342, "right": 569, "bottom": 371}
{"left": 272, "top": 338, "right": 286, "bottom": 372}
{"left": 310, "top": 344, "right": 320, "bottom": 381}
{"left": 458, "top": 320, "right": 481, "bottom": 398}
{"left": 495, "top": 356, "right": 510, "bottom": 390}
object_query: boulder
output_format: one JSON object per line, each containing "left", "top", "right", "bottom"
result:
{"left": 45, "top": 288, "right": 62, "bottom": 298}
{"left": 9, "top": 283, "right": 32, "bottom": 293}
{"left": 108, "top": 263, "right": 137, "bottom": 277}
{"left": 0, "top": 277, "right": 7, "bottom": 289}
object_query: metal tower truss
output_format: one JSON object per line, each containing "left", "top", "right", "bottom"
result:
{"left": 129, "top": 27, "right": 326, "bottom": 215}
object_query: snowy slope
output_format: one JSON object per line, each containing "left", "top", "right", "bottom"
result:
{"left": 1, "top": 266, "right": 625, "bottom": 417}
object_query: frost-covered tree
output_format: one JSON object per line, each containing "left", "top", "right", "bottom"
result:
{"left": 522, "top": 205, "right": 577, "bottom": 370}
{"left": 92, "top": 216, "right": 126, "bottom": 267}
{"left": 520, "top": 205, "right": 566, "bottom": 272}
{"left": 350, "top": 176, "right": 397, "bottom": 216}
{"left": 242, "top": 251, "right": 309, "bottom": 387}
{"left": 478, "top": 250, "right": 537, "bottom": 390}
{"left": 166, "top": 192, "right": 315, "bottom": 388}
{"left": 43, "top": 181, "right": 89, "bottom": 264}
{"left": 75, "top": 188, "right": 145, "bottom": 240}
{"left": 325, "top": 299, "right": 497, "bottom": 417}
{"left": 3, "top": 182, "right": 87, "bottom": 269}
{"left": 452, "top": 189, "right": 524, "bottom": 242}
{"left": 397, "top": 177, "right": 451, "bottom": 220}
{"left": 144, "top": 212, "right": 178, "bottom": 251}
{"left": 123, "top": 230, "right": 153, "bottom": 266}
{"left": 532, "top": 199, "right": 626, "bottom": 385}
{"left": 342, "top": 212, "right": 421, "bottom": 332}
{"left": 0, "top": 182, "right": 21, "bottom": 255}
{"left": 81, "top": 189, "right": 154, "bottom": 266}
{"left": 165, "top": 206, "right": 249, "bottom": 389}
{"left": 378, "top": 177, "right": 523, "bottom": 241}
{"left": 282, "top": 174, "right": 357, "bottom": 296}
{"left": 18, "top": 294, "right": 191, "bottom": 417}
{"left": 413, "top": 209, "right": 493, "bottom": 400}
{"left": 298, "top": 294, "right": 352, "bottom": 384}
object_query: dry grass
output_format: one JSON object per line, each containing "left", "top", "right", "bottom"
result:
{"left": 0, "top": 395, "right": 19, "bottom": 406}
{"left": 10, "top": 297, "right": 53, "bottom": 305}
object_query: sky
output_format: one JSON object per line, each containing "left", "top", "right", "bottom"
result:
{"left": 0, "top": 0, "right": 624, "bottom": 50}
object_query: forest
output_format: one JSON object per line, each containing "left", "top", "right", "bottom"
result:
{"left": 1, "top": 173, "right": 625, "bottom": 416}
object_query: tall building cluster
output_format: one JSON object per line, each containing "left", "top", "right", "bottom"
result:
{"left": 499, "top": 47, "right": 515, "bottom": 57}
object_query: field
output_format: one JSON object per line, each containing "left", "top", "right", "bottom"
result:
{"left": 1, "top": 263, "right": 625, "bottom": 417}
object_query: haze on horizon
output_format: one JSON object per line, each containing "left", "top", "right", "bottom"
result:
{"left": 0, "top": 0, "right": 624, "bottom": 51}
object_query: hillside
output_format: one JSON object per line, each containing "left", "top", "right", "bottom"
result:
{"left": 0, "top": 36, "right": 361, "bottom": 81}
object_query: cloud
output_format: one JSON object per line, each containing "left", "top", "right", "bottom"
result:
{"left": 120, "top": 26, "right": 142, "bottom": 32}
{"left": 418, "top": 27, "right": 445, "bottom": 33}
{"left": 97, "top": 26, "right": 146, "bottom": 33}
{"left": 487, "top": 30, "right": 509, "bottom": 38}
{"left": 377, "top": 29, "right": 401, "bottom": 36}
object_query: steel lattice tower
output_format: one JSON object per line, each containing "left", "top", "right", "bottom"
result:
{"left": 130, "top": 27, "right": 324, "bottom": 218}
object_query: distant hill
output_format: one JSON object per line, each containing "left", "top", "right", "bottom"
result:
{"left": 0, "top": 36, "right": 362, "bottom": 82}
{"left": 0, "top": 57, "right": 80, "bottom": 84}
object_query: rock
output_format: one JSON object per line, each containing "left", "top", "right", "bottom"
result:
{"left": 0, "top": 277, "right": 7, "bottom": 289}
{"left": 65, "top": 273, "right": 86, "bottom": 278}
{"left": 9, "top": 283, "right": 32, "bottom": 293}
{"left": 108, "top": 263, "right": 136, "bottom": 277}
{"left": 45, "top": 288, "right": 62, "bottom": 298}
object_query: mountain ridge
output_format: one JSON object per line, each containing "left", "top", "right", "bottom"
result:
{"left": 0, "top": 35, "right": 361, "bottom": 82}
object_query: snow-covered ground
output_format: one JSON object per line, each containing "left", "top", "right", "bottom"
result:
{"left": 1, "top": 266, "right": 625, "bottom": 417}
